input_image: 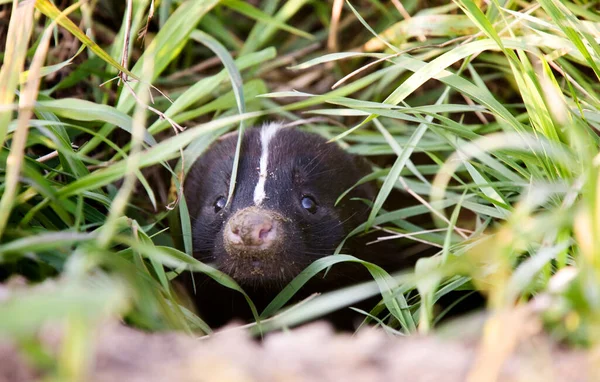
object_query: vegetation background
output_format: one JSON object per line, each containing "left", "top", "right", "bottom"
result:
{"left": 1, "top": 0, "right": 600, "bottom": 378}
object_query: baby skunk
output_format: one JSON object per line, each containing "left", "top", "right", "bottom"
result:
{"left": 183, "top": 123, "right": 409, "bottom": 329}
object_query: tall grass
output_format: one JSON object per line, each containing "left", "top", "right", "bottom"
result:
{"left": 1, "top": 0, "right": 600, "bottom": 377}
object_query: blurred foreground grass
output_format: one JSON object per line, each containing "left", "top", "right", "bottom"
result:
{"left": 1, "top": 0, "right": 600, "bottom": 378}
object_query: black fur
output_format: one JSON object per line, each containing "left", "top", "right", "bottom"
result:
{"left": 183, "top": 126, "right": 410, "bottom": 329}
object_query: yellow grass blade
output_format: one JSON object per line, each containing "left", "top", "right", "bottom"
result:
{"left": 34, "top": 0, "right": 140, "bottom": 81}
{"left": 0, "top": 0, "right": 35, "bottom": 146}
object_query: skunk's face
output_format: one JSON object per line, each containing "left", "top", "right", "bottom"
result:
{"left": 184, "top": 124, "right": 374, "bottom": 287}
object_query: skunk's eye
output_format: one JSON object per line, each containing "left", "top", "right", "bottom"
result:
{"left": 214, "top": 196, "right": 226, "bottom": 213}
{"left": 301, "top": 195, "right": 318, "bottom": 214}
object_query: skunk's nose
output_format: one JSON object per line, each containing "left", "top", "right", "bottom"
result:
{"left": 224, "top": 207, "right": 278, "bottom": 248}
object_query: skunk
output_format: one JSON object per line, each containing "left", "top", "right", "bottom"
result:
{"left": 183, "top": 123, "right": 411, "bottom": 329}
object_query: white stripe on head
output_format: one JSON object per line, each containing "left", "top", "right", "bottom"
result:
{"left": 253, "top": 123, "right": 282, "bottom": 205}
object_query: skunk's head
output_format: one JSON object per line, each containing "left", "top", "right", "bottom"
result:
{"left": 184, "top": 124, "right": 375, "bottom": 287}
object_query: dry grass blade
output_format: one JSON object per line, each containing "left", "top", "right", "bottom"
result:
{"left": 467, "top": 307, "right": 542, "bottom": 382}
{"left": 328, "top": 0, "right": 344, "bottom": 52}
{"left": 0, "top": 0, "right": 35, "bottom": 147}
{"left": 390, "top": 0, "right": 425, "bottom": 42}
{"left": 119, "top": 0, "right": 134, "bottom": 79}
{"left": 0, "top": 0, "right": 40, "bottom": 239}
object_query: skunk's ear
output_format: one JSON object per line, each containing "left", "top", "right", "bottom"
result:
{"left": 217, "top": 130, "right": 239, "bottom": 142}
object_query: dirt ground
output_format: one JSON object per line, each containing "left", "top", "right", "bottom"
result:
{"left": 0, "top": 316, "right": 594, "bottom": 382}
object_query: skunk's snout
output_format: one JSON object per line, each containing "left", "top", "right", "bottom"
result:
{"left": 223, "top": 207, "right": 283, "bottom": 256}
{"left": 225, "top": 208, "right": 277, "bottom": 247}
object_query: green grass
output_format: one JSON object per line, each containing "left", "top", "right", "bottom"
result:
{"left": 1, "top": 0, "right": 600, "bottom": 378}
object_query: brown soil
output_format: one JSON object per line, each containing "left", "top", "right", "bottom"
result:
{"left": 0, "top": 318, "right": 593, "bottom": 382}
